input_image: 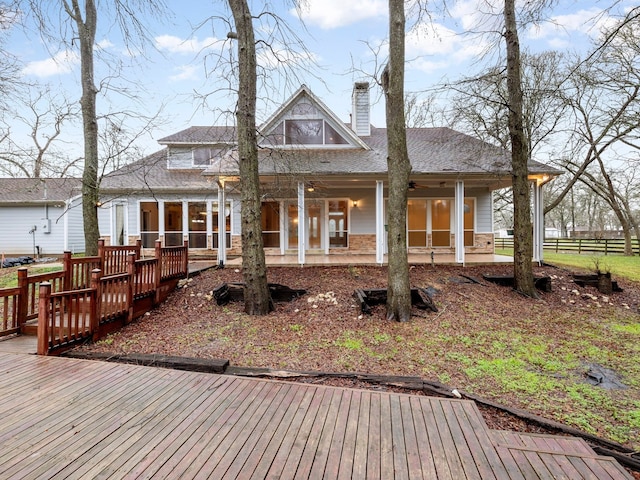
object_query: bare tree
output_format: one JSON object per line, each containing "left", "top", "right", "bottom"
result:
{"left": 0, "top": 89, "right": 78, "bottom": 177}
{"left": 544, "top": 16, "right": 640, "bottom": 254}
{"left": 228, "top": 0, "right": 271, "bottom": 315}
{"left": 26, "top": 0, "right": 167, "bottom": 254}
{"left": 382, "top": 0, "right": 412, "bottom": 322}
{"left": 448, "top": 50, "right": 567, "bottom": 155}
{"left": 504, "top": 0, "right": 537, "bottom": 297}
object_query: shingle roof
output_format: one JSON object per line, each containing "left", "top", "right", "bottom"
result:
{"left": 203, "top": 126, "right": 560, "bottom": 177}
{"left": 100, "top": 149, "right": 215, "bottom": 193}
{"left": 157, "top": 126, "right": 236, "bottom": 145}
{"left": 0, "top": 178, "right": 81, "bottom": 204}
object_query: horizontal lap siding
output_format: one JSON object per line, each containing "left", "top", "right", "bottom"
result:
{"left": 0, "top": 205, "right": 66, "bottom": 255}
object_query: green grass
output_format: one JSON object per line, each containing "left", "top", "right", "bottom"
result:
{"left": 496, "top": 248, "right": 640, "bottom": 281}
{"left": 0, "top": 266, "right": 62, "bottom": 289}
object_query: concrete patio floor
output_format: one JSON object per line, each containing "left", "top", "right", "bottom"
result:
{"left": 226, "top": 253, "right": 514, "bottom": 267}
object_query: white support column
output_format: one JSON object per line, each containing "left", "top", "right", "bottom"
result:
{"left": 158, "top": 201, "right": 165, "bottom": 245}
{"left": 375, "top": 180, "right": 385, "bottom": 265}
{"left": 533, "top": 181, "right": 544, "bottom": 264}
{"left": 454, "top": 180, "right": 465, "bottom": 265}
{"left": 182, "top": 200, "right": 189, "bottom": 246}
{"left": 217, "top": 182, "right": 227, "bottom": 266}
{"left": 279, "top": 202, "right": 285, "bottom": 255}
{"left": 297, "top": 182, "right": 305, "bottom": 265}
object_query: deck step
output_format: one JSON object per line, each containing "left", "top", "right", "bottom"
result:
{"left": 490, "top": 430, "right": 596, "bottom": 456}
{"left": 20, "top": 321, "right": 38, "bottom": 336}
{"left": 490, "top": 430, "right": 634, "bottom": 479}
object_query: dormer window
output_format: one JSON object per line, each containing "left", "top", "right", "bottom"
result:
{"left": 192, "top": 148, "right": 212, "bottom": 166}
{"left": 192, "top": 146, "right": 230, "bottom": 167}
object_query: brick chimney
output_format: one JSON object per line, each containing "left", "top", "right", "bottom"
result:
{"left": 351, "top": 82, "right": 371, "bottom": 137}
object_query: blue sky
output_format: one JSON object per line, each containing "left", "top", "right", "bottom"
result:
{"left": 5, "top": 0, "right": 636, "bottom": 161}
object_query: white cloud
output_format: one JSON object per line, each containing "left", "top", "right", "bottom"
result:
{"left": 155, "top": 34, "right": 220, "bottom": 54}
{"left": 294, "top": 0, "right": 387, "bottom": 29}
{"left": 21, "top": 50, "right": 80, "bottom": 78}
{"left": 96, "top": 39, "right": 114, "bottom": 50}
{"left": 405, "top": 21, "right": 489, "bottom": 73}
{"left": 169, "top": 64, "right": 199, "bottom": 82}
{"left": 448, "top": 0, "right": 502, "bottom": 32}
{"left": 527, "top": 8, "right": 610, "bottom": 40}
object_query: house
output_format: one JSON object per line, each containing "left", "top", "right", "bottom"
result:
{"left": 0, "top": 177, "right": 84, "bottom": 256}
{"left": 98, "top": 83, "right": 560, "bottom": 264}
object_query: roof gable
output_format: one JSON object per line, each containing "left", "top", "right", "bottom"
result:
{"left": 259, "top": 85, "right": 369, "bottom": 150}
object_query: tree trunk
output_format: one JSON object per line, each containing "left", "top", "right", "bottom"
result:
{"left": 65, "top": 0, "right": 100, "bottom": 256}
{"left": 382, "top": 0, "right": 412, "bottom": 322}
{"left": 228, "top": 0, "right": 271, "bottom": 315}
{"left": 504, "top": 0, "right": 537, "bottom": 297}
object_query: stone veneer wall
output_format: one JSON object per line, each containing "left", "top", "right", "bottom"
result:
{"left": 133, "top": 232, "right": 494, "bottom": 256}
{"left": 347, "top": 234, "right": 376, "bottom": 253}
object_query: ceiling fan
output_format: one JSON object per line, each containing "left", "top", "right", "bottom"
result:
{"left": 408, "top": 180, "right": 447, "bottom": 191}
{"left": 408, "top": 180, "right": 428, "bottom": 191}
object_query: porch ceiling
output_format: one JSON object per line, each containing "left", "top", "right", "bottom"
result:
{"left": 221, "top": 174, "right": 512, "bottom": 195}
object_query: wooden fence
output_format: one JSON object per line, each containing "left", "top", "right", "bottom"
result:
{"left": 0, "top": 239, "right": 189, "bottom": 355}
{"left": 494, "top": 237, "right": 640, "bottom": 255}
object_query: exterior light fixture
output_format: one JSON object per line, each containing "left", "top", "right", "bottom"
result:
{"left": 408, "top": 181, "right": 416, "bottom": 191}
{"left": 353, "top": 200, "right": 358, "bottom": 208}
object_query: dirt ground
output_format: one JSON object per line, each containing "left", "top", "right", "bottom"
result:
{"left": 77, "top": 262, "right": 640, "bottom": 456}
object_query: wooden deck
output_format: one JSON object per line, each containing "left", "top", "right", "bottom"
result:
{"left": 0, "top": 352, "right": 631, "bottom": 479}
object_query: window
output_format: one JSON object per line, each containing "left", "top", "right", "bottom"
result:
{"left": 266, "top": 119, "right": 348, "bottom": 146}
{"left": 114, "top": 204, "right": 125, "bottom": 246}
{"left": 286, "top": 119, "right": 323, "bottom": 144}
{"left": 261, "top": 202, "right": 280, "bottom": 248}
{"left": 407, "top": 200, "right": 427, "bottom": 247}
{"left": 188, "top": 203, "right": 207, "bottom": 249}
{"left": 464, "top": 199, "right": 475, "bottom": 246}
{"left": 431, "top": 200, "right": 451, "bottom": 247}
{"left": 192, "top": 148, "right": 211, "bottom": 166}
{"left": 140, "top": 201, "right": 159, "bottom": 248}
{"left": 324, "top": 123, "right": 348, "bottom": 145}
{"left": 164, "top": 202, "right": 183, "bottom": 247}
{"left": 212, "top": 202, "right": 231, "bottom": 249}
{"left": 328, "top": 200, "right": 348, "bottom": 247}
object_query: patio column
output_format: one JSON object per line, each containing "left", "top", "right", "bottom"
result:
{"left": 217, "top": 181, "right": 227, "bottom": 266}
{"left": 375, "top": 180, "right": 384, "bottom": 265}
{"left": 533, "top": 181, "right": 544, "bottom": 264}
{"left": 158, "top": 201, "right": 165, "bottom": 245}
{"left": 297, "top": 181, "right": 305, "bottom": 265}
{"left": 454, "top": 180, "right": 465, "bottom": 264}
{"left": 182, "top": 200, "right": 189, "bottom": 244}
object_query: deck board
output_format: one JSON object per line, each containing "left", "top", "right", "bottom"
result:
{"left": 0, "top": 352, "right": 632, "bottom": 480}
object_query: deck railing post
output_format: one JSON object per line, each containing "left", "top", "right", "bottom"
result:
{"left": 97, "top": 238, "right": 105, "bottom": 271}
{"left": 182, "top": 240, "right": 189, "bottom": 277}
{"left": 154, "top": 239, "right": 162, "bottom": 305}
{"left": 16, "top": 268, "right": 29, "bottom": 328}
{"left": 135, "top": 239, "right": 142, "bottom": 260}
{"left": 90, "top": 269, "right": 102, "bottom": 341}
{"left": 63, "top": 251, "right": 72, "bottom": 291}
{"left": 127, "top": 253, "right": 136, "bottom": 323}
{"left": 37, "top": 282, "right": 52, "bottom": 355}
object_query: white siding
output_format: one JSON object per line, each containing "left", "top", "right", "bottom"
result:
{"left": 0, "top": 205, "right": 66, "bottom": 255}
{"left": 469, "top": 188, "right": 492, "bottom": 233}
{"left": 65, "top": 197, "right": 85, "bottom": 254}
